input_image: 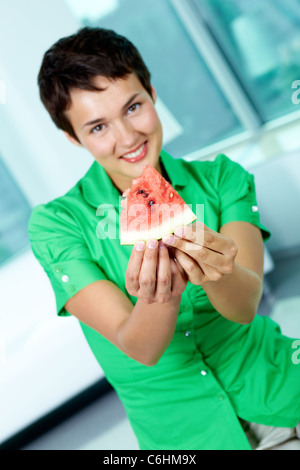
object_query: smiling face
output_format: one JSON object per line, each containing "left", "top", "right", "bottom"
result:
{"left": 64, "top": 73, "right": 163, "bottom": 193}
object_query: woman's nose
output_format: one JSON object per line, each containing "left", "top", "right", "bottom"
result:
{"left": 114, "top": 120, "right": 137, "bottom": 149}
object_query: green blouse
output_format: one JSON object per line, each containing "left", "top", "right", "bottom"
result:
{"left": 28, "top": 150, "right": 300, "bottom": 450}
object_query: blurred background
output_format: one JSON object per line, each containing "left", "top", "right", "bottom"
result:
{"left": 0, "top": 0, "right": 300, "bottom": 450}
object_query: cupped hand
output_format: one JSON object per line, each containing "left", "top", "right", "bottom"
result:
{"left": 125, "top": 239, "right": 188, "bottom": 304}
{"left": 162, "top": 222, "right": 238, "bottom": 286}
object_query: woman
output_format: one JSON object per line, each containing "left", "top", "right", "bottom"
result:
{"left": 28, "top": 27, "right": 300, "bottom": 450}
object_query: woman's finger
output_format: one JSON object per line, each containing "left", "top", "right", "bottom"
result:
{"left": 163, "top": 231, "right": 237, "bottom": 275}
{"left": 154, "top": 241, "right": 172, "bottom": 303}
{"left": 163, "top": 235, "right": 222, "bottom": 269}
{"left": 138, "top": 239, "right": 159, "bottom": 303}
{"left": 173, "top": 248, "right": 224, "bottom": 284}
{"left": 125, "top": 240, "right": 146, "bottom": 295}
{"left": 174, "top": 222, "right": 224, "bottom": 253}
{"left": 169, "top": 256, "right": 188, "bottom": 296}
{"left": 172, "top": 248, "right": 206, "bottom": 285}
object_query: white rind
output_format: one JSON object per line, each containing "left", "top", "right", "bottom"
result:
{"left": 120, "top": 207, "right": 197, "bottom": 245}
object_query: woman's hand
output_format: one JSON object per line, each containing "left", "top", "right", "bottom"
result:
{"left": 126, "top": 239, "right": 188, "bottom": 304}
{"left": 162, "top": 222, "right": 238, "bottom": 286}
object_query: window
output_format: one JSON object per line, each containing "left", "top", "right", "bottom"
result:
{"left": 0, "top": 155, "right": 32, "bottom": 266}
{"left": 197, "top": 0, "right": 300, "bottom": 122}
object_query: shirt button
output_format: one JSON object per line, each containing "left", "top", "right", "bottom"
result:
{"left": 55, "top": 266, "right": 62, "bottom": 273}
{"left": 61, "top": 275, "right": 69, "bottom": 283}
{"left": 185, "top": 331, "right": 191, "bottom": 337}
{"left": 252, "top": 205, "right": 258, "bottom": 212}
{"left": 200, "top": 369, "right": 208, "bottom": 376}
{"left": 218, "top": 393, "right": 225, "bottom": 401}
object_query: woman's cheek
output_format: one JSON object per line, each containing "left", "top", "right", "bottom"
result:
{"left": 86, "top": 135, "right": 115, "bottom": 159}
{"left": 136, "top": 108, "right": 162, "bottom": 134}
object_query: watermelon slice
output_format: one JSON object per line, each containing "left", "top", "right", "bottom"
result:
{"left": 120, "top": 165, "right": 197, "bottom": 245}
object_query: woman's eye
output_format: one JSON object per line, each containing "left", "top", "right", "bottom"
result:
{"left": 127, "top": 103, "right": 141, "bottom": 114}
{"left": 92, "top": 123, "right": 106, "bottom": 134}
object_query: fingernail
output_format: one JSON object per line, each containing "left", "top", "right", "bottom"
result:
{"left": 162, "top": 235, "right": 174, "bottom": 245}
{"left": 158, "top": 240, "right": 166, "bottom": 249}
{"left": 147, "top": 239, "right": 158, "bottom": 249}
{"left": 135, "top": 241, "right": 145, "bottom": 251}
{"left": 174, "top": 226, "right": 184, "bottom": 238}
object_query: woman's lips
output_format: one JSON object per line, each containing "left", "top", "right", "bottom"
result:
{"left": 120, "top": 141, "right": 147, "bottom": 163}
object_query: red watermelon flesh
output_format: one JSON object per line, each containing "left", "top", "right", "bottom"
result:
{"left": 120, "top": 165, "right": 197, "bottom": 245}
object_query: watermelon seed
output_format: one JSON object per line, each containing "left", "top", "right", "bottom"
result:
{"left": 137, "top": 189, "right": 144, "bottom": 194}
{"left": 143, "top": 192, "right": 149, "bottom": 198}
{"left": 148, "top": 200, "right": 155, "bottom": 206}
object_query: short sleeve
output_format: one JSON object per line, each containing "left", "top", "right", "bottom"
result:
{"left": 213, "top": 154, "right": 271, "bottom": 242}
{"left": 28, "top": 203, "right": 108, "bottom": 316}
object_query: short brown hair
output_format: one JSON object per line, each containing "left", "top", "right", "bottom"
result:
{"left": 38, "top": 27, "right": 153, "bottom": 142}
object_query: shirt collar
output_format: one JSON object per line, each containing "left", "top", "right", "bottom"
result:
{"left": 81, "top": 160, "right": 121, "bottom": 209}
{"left": 81, "top": 148, "right": 187, "bottom": 209}
{"left": 159, "top": 149, "right": 187, "bottom": 189}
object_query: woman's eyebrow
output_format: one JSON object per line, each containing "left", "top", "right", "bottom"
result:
{"left": 82, "top": 117, "right": 105, "bottom": 129}
{"left": 82, "top": 92, "right": 141, "bottom": 129}
{"left": 122, "top": 92, "right": 141, "bottom": 111}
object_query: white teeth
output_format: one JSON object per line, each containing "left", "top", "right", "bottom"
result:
{"left": 122, "top": 143, "right": 145, "bottom": 159}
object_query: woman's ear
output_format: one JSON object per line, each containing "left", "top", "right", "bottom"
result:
{"left": 63, "top": 131, "right": 83, "bottom": 147}
{"left": 150, "top": 85, "right": 157, "bottom": 104}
